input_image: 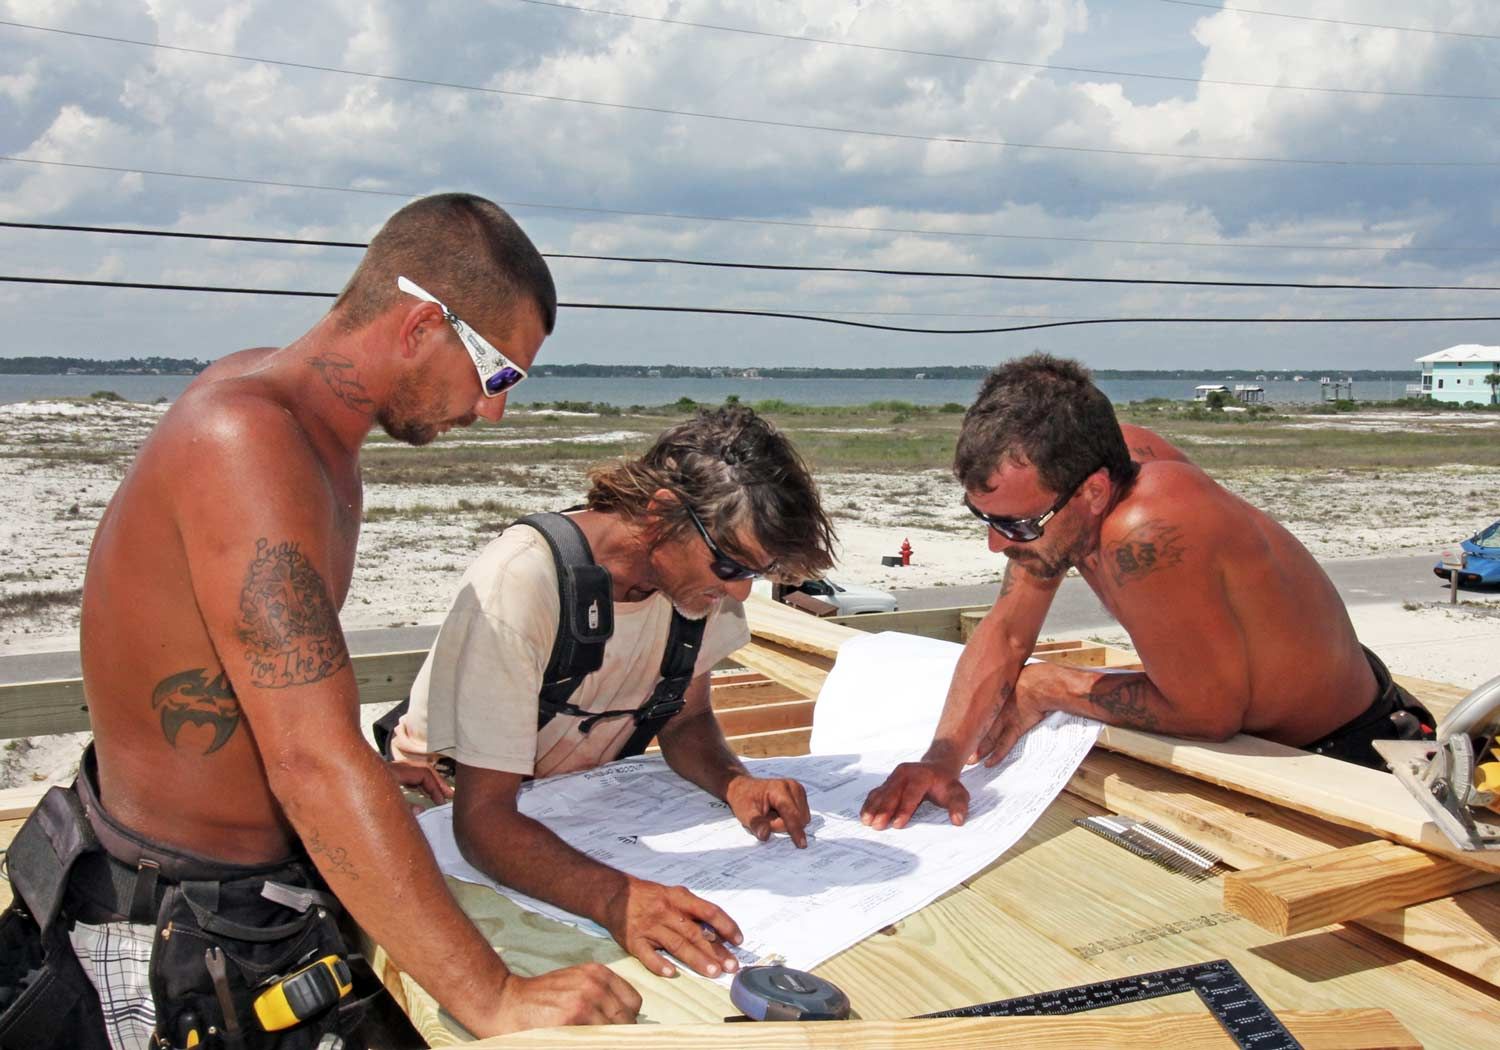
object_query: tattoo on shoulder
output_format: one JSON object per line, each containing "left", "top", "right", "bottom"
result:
{"left": 1130, "top": 444, "right": 1157, "bottom": 460}
{"left": 1088, "top": 677, "right": 1159, "bottom": 732}
{"left": 307, "top": 352, "right": 374, "bottom": 414}
{"left": 1107, "top": 522, "right": 1186, "bottom": 587}
{"left": 237, "top": 538, "right": 349, "bottom": 689}
{"left": 151, "top": 668, "right": 240, "bottom": 754}
{"left": 307, "top": 827, "right": 359, "bottom": 881}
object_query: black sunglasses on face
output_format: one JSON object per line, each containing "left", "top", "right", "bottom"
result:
{"left": 683, "top": 504, "right": 772, "bottom": 581}
{"left": 964, "top": 470, "right": 1095, "bottom": 543}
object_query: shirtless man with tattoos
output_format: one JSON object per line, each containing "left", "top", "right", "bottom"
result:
{"left": 861, "top": 354, "right": 1433, "bottom": 830}
{"left": 46, "top": 195, "right": 640, "bottom": 1048}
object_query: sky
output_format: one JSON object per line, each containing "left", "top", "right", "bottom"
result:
{"left": 1, "top": 0, "right": 1498, "bottom": 371}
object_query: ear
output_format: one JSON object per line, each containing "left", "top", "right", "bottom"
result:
{"left": 397, "top": 303, "right": 445, "bottom": 361}
{"left": 1081, "top": 467, "right": 1112, "bottom": 514}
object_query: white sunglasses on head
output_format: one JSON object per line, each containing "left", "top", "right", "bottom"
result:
{"left": 396, "top": 275, "right": 528, "bottom": 397}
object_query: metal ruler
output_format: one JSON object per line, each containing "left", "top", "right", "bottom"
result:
{"left": 917, "top": 958, "right": 1302, "bottom": 1049}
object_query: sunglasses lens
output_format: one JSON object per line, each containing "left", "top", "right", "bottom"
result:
{"left": 484, "top": 367, "right": 525, "bottom": 396}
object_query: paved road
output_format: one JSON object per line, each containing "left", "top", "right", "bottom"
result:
{"left": 890, "top": 552, "right": 1445, "bottom": 637}
{"left": 0, "top": 553, "right": 1449, "bottom": 685}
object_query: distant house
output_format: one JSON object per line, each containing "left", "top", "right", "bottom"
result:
{"left": 1416, "top": 344, "right": 1500, "bottom": 405}
{"left": 1193, "top": 384, "right": 1229, "bottom": 401}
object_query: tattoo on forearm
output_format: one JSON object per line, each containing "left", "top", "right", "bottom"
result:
{"left": 307, "top": 828, "right": 359, "bottom": 880}
{"left": 308, "top": 353, "right": 374, "bottom": 414}
{"left": 237, "top": 538, "right": 349, "bottom": 688}
{"left": 151, "top": 668, "right": 240, "bottom": 754}
{"left": 1107, "top": 522, "right": 1186, "bottom": 587}
{"left": 1088, "top": 677, "right": 1159, "bottom": 731}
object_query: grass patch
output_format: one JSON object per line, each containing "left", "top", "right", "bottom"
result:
{"left": 363, "top": 497, "right": 529, "bottom": 524}
{"left": 0, "top": 587, "right": 81, "bottom": 619}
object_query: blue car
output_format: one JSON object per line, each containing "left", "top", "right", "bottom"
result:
{"left": 1433, "top": 520, "right": 1500, "bottom": 587}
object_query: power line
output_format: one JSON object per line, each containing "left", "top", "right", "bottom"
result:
{"left": 515, "top": 0, "right": 1500, "bottom": 103}
{"left": 1159, "top": 1, "right": 1500, "bottom": 42}
{"left": 0, "top": 159, "right": 1449, "bottom": 254}
{"left": 4, "top": 220, "right": 1496, "bottom": 292}
{"left": 2, "top": 19, "right": 1496, "bottom": 167}
{"left": 4, "top": 275, "right": 1498, "bottom": 335}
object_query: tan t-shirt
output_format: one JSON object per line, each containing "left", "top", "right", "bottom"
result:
{"left": 393, "top": 520, "right": 750, "bottom": 778}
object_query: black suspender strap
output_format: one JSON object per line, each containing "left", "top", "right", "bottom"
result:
{"left": 614, "top": 610, "right": 707, "bottom": 760}
{"left": 519, "top": 512, "right": 615, "bottom": 729}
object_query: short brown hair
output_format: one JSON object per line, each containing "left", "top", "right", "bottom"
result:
{"left": 333, "top": 192, "right": 556, "bottom": 339}
{"left": 954, "top": 353, "right": 1138, "bottom": 496}
{"left": 586, "top": 406, "right": 836, "bottom": 580}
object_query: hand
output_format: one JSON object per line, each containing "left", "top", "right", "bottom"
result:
{"left": 387, "top": 757, "right": 454, "bottom": 806}
{"left": 725, "top": 775, "right": 811, "bottom": 848}
{"left": 859, "top": 760, "right": 970, "bottom": 830}
{"left": 603, "top": 876, "right": 744, "bottom": 979}
{"left": 974, "top": 665, "right": 1051, "bottom": 766}
{"left": 473, "top": 964, "right": 642, "bottom": 1035}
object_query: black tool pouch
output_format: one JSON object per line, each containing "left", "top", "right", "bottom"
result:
{"left": 149, "top": 871, "right": 370, "bottom": 1050}
{"left": 0, "top": 786, "right": 111, "bottom": 1050}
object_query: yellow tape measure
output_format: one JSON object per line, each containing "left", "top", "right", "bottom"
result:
{"left": 252, "top": 955, "right": 352, "bottom": 1032}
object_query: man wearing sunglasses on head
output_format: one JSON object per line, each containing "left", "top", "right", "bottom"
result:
{"left": 388, "top": 405, "right": 837, "bottom": 982}
{"left": 23, "top": 194, "right": 646, "bottom": 1050}
{"left": 861, "top": 353, "right": 1433, "bottom": 831}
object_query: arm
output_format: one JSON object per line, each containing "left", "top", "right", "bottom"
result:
{"left": 861, "top": 561, "right": 1062, "bottom": 829}
{"left": 657, "top": 674, "right": 811, "bottom": 847}
{"left": 452, "top": 762, "right": 742, "bottom": 979}
{"left": 176, "top": 410, "right": 637, "bottom": 1035}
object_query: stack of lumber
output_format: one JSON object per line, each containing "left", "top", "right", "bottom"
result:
{"left": 725, "top": 595, "right": 1500, "bottom": 996}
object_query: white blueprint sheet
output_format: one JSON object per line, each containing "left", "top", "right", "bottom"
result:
{"left": 418, "top": 631, "right": 1100, "bottom": 975}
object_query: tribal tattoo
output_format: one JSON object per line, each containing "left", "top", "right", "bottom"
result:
{"left": 237, "top": 538, "right": 349, "bottom": 689}
{"left": 151, "top": 668, "right": 240, "bottom": 754}
{"left": 308, "top": 352, "right": 374, "bottom": 414}
{"left": 1106, "top": 521, "right": 1186, "bottom": 587}
{"left": 1088, "top": 676, "right": 1159, "bottom": 731}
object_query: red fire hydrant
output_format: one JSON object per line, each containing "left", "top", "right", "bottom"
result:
{"left": 900, "top": 538, "right": 912, "bottom": 566}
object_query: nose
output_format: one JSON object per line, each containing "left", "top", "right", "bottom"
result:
{"left": 726, "top": 577, "right": 755, "bottom": 602}
{"left": 987, "top": 527, "right": 1011, "bottom": 554}
{"left": 474, "top": 392, "right": 508, "bottom": 423}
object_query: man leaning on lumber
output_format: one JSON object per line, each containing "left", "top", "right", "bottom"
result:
{"left": 387, "top": 405, "right": 837, "bottom": 980}
{"left": 0, "top": 194, "right": 643, "bottom": 1050}
{"left": 861, "top": 353, "right": 1435, "bottom": 831}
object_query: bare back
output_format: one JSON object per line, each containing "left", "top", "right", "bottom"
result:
{"left": 81, "top": 347, "right": 363, "bottom": 862}
{"left": 1079, "top": 459, "right": 1374, "bottom": 744}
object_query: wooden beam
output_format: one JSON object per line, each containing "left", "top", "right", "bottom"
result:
{"left": 1065, "top": 751, "right": 1500, "bottom": 989}
{"left": 715, "top": 699, "right": 818, "bottom": 738}
{"left": 831, "top": 605, "right": 989, "bottom": 645}
{"left": 1095, "top": 726, "right": 1500, "bottom": 873}
{"left": 466, "top": 1010, "right": 1420, "bottom": 1049}
{"left": 743, "top": 594, "right": 860, "bottom": 660}
{"left": 724, "top": 725, "right": 813, "bottom": 759}
{"left": 0, "top": 783, "right": 49, "bottom": 821}
{"left": 731, "top": 640, "right": 835, "bottom": 700}
{"left": 1223, "top": 840, "right": 1500, "bottom": 936}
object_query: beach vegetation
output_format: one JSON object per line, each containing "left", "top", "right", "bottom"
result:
{"left": 0, "top": 587, "right": 81, "bottom": 620}
{"left": 89, "top": 390, "right": 124, "bottom": 401}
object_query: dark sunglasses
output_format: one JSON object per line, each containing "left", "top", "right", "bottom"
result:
{"left": 683, "top": 504, "right": 773, "bottom": 581}
{"left": 964, "top": 470, "right": 1095, "bottom": 543}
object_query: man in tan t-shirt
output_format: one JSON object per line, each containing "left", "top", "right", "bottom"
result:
{"left": 394, "top": 405, "right": 837, "bottom": 980}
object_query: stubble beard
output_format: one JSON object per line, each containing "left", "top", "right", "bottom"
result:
{"left": 1003, "top": 523, "right": 1092, "bottom": 582}
{"left": 378, "top": 372, "right": 471, "bottom": 447}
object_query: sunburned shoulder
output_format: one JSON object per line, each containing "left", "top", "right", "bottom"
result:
{"left": 1102, "top": 460, "right": 1243, "bottom": 552}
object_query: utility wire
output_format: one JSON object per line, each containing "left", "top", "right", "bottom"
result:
{"left": 4, "top": 220, "right": 1495, "bottom": 292}
{"left": 0, "top": 162, "right": 1447, "bottom": 254}
{"left": 516, "top": 0, "right": 1500, "bottom": 102}
{"left": 1, "top": 19, "right": 1496, "bottom": 167}
{"left": 4, "top": 275, "right": 1498, "bottom": 335}
{"left": 1159, "top": 1, "right": 1500, "bottom": 42}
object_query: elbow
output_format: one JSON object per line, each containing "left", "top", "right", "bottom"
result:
{"left": 1189, "top": 699, "right": 1249, "bottom": 742}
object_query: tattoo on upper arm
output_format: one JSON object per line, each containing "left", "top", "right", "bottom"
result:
{"left": 237, "top": 538, "right": 349, "bottom": 689}
{"left": 998, "top": 565, "right": 1015, "bottom": 597}
{"left": 307, "top": 353, "right": 373, "bottom": 414}
{"left": 1130, "top": 444, "right": 1157, "bottom": 460}
{"left": 1088, "top": 677, "right": 1159, "bottom": 731}
{"left": 307, "top": 827, "right": 359, "bottom": 880}
{"left": 151, "top": 668, "right": 240, "bottom": 754}
{"left": 1107, "top": 522, "right": 1186, "bottom": 587}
